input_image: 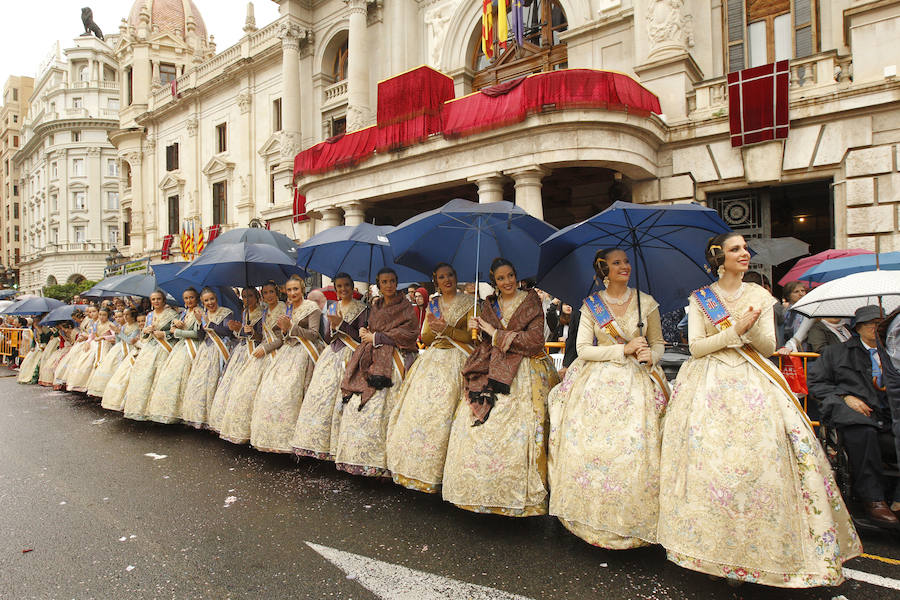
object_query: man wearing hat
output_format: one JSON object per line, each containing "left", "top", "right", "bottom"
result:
{"left": 809, "top": 305, "right": 896, "bottom": 525}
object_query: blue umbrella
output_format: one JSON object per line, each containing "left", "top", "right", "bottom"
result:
{"left": 2, "top": 296, "right": 65, "bottom": 315}
{"left": 0, "top": 289, "right": 17, "bottom": 299}
{"left": 297, "top": 223, "right": 429, "bottom": 285}
{"left": 536, "top": 201, "right": 732, "bottom": 320}
{"left": 41, "top": 305, "right": 79, "bottom": 326}
{"left": 151, "top": 262, "right": 243, "bottom": 315}
{"left": 175, "top": 243, "right": 306, "bottom": 288}
{"left": 799, "top": 251, "right": 900, "bottom": 284}
{"left": 387, "top": 199, "right": 557, "bottom": 288}
{"left": 208, "top": 227, "right": 299, "bottom": 259}
{"left": 82, "top": 272, "right": 157, "bottom": 298}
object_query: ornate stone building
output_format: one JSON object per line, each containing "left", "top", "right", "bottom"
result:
{"left": 117, "top": 0, "right": 900, "bottom": 286}
{"left": 15, "top": 36, "right": 121, "bottom": 294}
{"left": 0, "top": 75, "right": 34, "bottom": 284}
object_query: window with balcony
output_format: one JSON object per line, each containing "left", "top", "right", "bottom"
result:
{"left": 332, "top": 40, "right": 348, "bottom": 82}
{"left": 107, "top": 159, "right": 118, "bottom": 177}
{"left": 73, "top": 225, "right": 86, "bottom": 243}
{"left": 72, "top": 158, "right": 84, "bottom": 176}
{"left": 73, "top": 191, "right": 86, "bottom": 210}
{"left": 108, "top": 225, "right": 119, "bottom": 245}
{"left": 726, "top": 0, "right": 817, "bottom": 72}
{"left": 168, "top": 195, "right": 179, "bottom": 235}
{"left": 79, "top": 66, "right": 89, "bottom": 82}
{"left": 216, "top": 123, "right": 227, "bottom": 153}
{"left": 50, "top": 227, "right": 58, "bottom": 244}
{"left": 212, "top": 182, "right": 227, "bottom": 225}
{"left": 160, "top": 62, "right": 177, "bottom": 85}
{"left": 107, "top": 191, "right": 119, "bottom": 210}
{"left": 165, "top": 143, "right": 179, "bottom": 171}
{"left": 471, "top": 0, "right": 568, "bottom": 90}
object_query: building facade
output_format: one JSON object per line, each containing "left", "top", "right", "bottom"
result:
{"left": 15, "top": 36, "right": 121, "bottom": 294}
{"left": 116, "top": 0, "right": 899, "bottom": 287}
{"left": 0, "top": 75, "right": 34, "bottom": 286}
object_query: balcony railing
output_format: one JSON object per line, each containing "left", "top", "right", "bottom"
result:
{"left": 323, "top": 80, "right": 348, "bottom": 105}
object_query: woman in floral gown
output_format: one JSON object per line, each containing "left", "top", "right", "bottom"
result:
{"left": 180, "top": 288, "right": 236, "bottom": 428}
{"left": 442, "top": 258, "right": 559, "bottom": 516}
{"left": 386, "top": 263, "right": 474, "bottom": 492}
{"left": 54, "top": 307, "right": 94, "bottom": 389}
{"left": 208, "top": 288, "right": 263, "bottom": 433}
{"left": 38, "top": 323, "right": 68, "bottom": 387}
{"left": 218, "top": 282, "right": 285, "bottom": 445}
{"left": 67, "top": 307, "right": 116, "bottom": 393}
{"left": 123, "top": 291, "right": 178, "bottom": 420}
{"left": 658, "top": 232, "right": 861, "bottom": 587}
{"left": 88, "top": 309, "right": 139, "bottom": 398}
{"left": 335, "top": 268, "right": 418, "bottom": 477}
{"left": 17, "top": 317, "right": 50, "bottom": 385}
{"left": 251, "top": 275, "right": 323, "bottom": 452}
{"left": 548, "top": 248, "right": 669, "bottom": 549}
{"left": 146, "top": 288, "right": 202, "bottom": 424}
{"left": 292, "top": 273, "right": 368, "bottom": 460}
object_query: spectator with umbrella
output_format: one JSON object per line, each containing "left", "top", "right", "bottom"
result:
{"left": 251, "top": 275, "right": 323, "bottom": 453}
{"left": 657, "top": 232, "right": 860, "bottom": 587}
{"left": 547, "top": 247, "right": 668, "bottom": 549}
{"left": 145, "top": 287, "right": 203, "bottom": 424}
{"left": 217, "top": 282, "right": 286, "bottom": 446}
{"left": 386, "top": 262, "right": 476, "bottom": 494}
{"left": 335, "top": 268, "right": 418, "bottom": 477}
{"left": 291, "top": 273, "right": 369, "bottom": 461}
{"left": 442, "top": 257, "right": 559, "bottom": 516}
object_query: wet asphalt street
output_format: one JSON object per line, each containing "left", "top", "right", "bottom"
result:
{"left": 2, "top": 370, "right": 900, "bottom": 600}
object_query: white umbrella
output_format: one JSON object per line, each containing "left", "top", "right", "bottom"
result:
{"left": 790, "top": 271, "right": 900, "bottom": 318}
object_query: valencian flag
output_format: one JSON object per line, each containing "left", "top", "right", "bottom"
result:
{"left": 511, "top": 0, "right": 524, "bottom": 46}
{"left": 161, "top": 234, "right": 174, "bottom": 261}
{"left": 196, "top": 225, "right": 206, "bottom": 255}
{"left": 481, "top": 0, "right": 494, "bottom": 59}
{"left": 180, "top": 224, "right": 188, "bottom": 257}
{"left": 497, "top": 0, "right": 508, "bottom": 51}
{"left": 186, "top": 221, "right": 195, "bottom": 259}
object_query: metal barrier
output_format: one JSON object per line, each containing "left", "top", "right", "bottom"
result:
{"left": 0, "top": 327, "right": 27, "bottom": 359}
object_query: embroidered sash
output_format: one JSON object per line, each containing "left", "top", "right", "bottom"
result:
{"left": 693, "top": 286, "right": 812, "bottom": 429}
{"left": 585, "top": 291, "right": 670, "bottom": 403}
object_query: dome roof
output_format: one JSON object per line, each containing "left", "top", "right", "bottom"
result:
{"left": 128, "top": 0, "right": 208, "bottom": 40}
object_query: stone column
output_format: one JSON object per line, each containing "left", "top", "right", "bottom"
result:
{"left": 279, "top": 22, "right": 304, "bottom": 166}
{"left": 345, "top": 0, "right": 371, "bottom": 130}
{"left": 342, "top": 201, "right": 366, "bottom": 226}
{"left": 468, "top": 173, "right": 505, "bottom": 204}
{"left": 321, "top": 206, "right": 343, "bottom": 229}
{"left": 508, "top": 166, "right": 550, "bottom": 220}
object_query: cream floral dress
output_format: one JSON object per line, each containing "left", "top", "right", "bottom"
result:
{"left": 208, "top": 305, "right": 263, "bottom": 433}
{"left": 291, "top": 299, "right": 367, "bottom": 460}
{"left": 218, "top": 302, "right": 285, "bottom": 445}
{"left": 442, "top": 290, "right": 559, "bottom": 516}
{"left": 123, "top": 307, "right": 178, "bottom": 421}
{"left": 145, "top": 309, "right": 202, "bottom": 424}
{"left": 88, "top": 322, "right": 140, "bottom": 398}
{"left": 386, "top": 293, "right": 474, "bottom": 493}
{"left": 548, "top": 289, "right": 668, "bottom": 549}
{"left": 658, "top": 282, "right": 861, "bottom": 587}
{"left": 180, "top": 306, "right": 235, "bottom": 428}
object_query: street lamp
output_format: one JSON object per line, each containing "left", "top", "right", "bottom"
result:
{"left": 106, "top": 246, "right": 125, "bottom": 272}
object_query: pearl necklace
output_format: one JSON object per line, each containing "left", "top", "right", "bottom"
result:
{"left": 717, "top": 282, "right": 745, "bottom": 302}
{"left": 604, "top": 288, "right": 632, "bottom": 305}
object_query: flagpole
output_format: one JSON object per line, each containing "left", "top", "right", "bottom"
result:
{"left": 471, "top": 215, "right": 481, "bottom": 341}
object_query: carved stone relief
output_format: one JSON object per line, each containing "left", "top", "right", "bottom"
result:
{"left": 646, "top": 0, "right": 694, "bottom": 59}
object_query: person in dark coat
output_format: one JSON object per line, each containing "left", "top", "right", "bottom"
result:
{"left": 808, "top": 305, "right": 897, "bottom": 524}
{"left": 878, "top": 308, "right": 900, "bottom": 515}
{"left": 807, "top": 317, "right": 853, "bottom": 353}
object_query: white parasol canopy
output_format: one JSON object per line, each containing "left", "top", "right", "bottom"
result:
{"left": 790, "top": 270, "right": 900, "bottom": 318}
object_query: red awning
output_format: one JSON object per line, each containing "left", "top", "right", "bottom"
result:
{"left": 293, "top": 126, "right": 377, "bottom": 178}
{"left": 375, "top": 66, "right": 455, "bottom": 152}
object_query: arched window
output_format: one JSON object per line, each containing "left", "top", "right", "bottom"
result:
{"left": 332, "top": 39, "right": 349, "bottom": 82}
{"left": 67, "top": 273, "right": 86, "bottom": 284}
{"left": 46, "top": 275, "right": 58, "bottom": 286}
{"left": 471, "top": 0, "right": 568, "bottom": 90}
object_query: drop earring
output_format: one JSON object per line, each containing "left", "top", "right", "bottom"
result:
{"left": 717, "top": 265, "right": 725, "bottom": 278}
{"left": 602, "top": 276, "right": 610, "bottom": 288}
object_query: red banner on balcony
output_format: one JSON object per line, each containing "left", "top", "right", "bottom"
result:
{"left": 442, "top": 70, "right": 662, "bottom": 139}
{"left": 293, "top": 126, "right": 377, "bottom": 178}
{"left": 375, "top": 66, "right": 455, "bottom": 152}
{"left": 727, "top": 60, "right": 789, "bottom": 147}
{"left": 293, "top": 189, "right": 309, "bottom": 223}
{"left": 161, "top": 234, "right": 174, "bottom": 261}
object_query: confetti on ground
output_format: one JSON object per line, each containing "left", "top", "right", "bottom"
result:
{"left": 224, "top": 496, "right": 237, "bottom": 507}
{"left": 22, "top": 549, "right": 33, "bottom": 553}
{"left": 59, "top": 501, "right": 66, "bottom": 505}
{"left": 143, "top": 453, "right": 168, "bottom": 460}
{"left": 125, "top": 565, "right": 135, "bottom": 572}
{"left": 91, "top": 418, "right": 106, "bottom": 425}
{"left": 119, "top": 537, "right": 127, "bottom": 542}
{"left": 599, "top": 563, "right": 608, "bottom": 568}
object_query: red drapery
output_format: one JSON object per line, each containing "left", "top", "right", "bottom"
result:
{"left": 442, "top": 70, "right": 662, "bottom": 138}
{"left": 206, "top": 224, "right": 221, "bottom": 245}
{"left": 293, "top": 126, "right": 377, "bottom": 177}
{"left": 160, "top": 234, "right": 174, "bottom": 261}
{"left": 376, "top": 66, "right": 455, "bottom": 152}
{"left": 293, "top": 189, "right": 309, "bottom": 223}
{"left": 727, "top": 60, "right": 789, "bottom": 147}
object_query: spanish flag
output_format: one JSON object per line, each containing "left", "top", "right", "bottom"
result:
{"left": 481, "top": 0, "right": 494, "bottom": 60}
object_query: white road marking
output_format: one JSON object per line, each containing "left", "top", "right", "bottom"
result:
{"left": 844, "top": 567, "right": 900, "bottom": 591}
{"left": 305, "top": 541, "right": 535, "bottom": 600}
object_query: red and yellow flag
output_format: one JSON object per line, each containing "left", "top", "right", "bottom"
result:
{"left": 180, "top": 224, "right": 188, "bottom": 256}
{"left": 481, "top": 0, "right": 494, "bottom": 60}
{"left": 197, "top": 225, "right": 205, "bottom": 255}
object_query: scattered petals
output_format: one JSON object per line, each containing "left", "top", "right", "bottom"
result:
{"left": 143, "top": 453, "right": 167, "bottom": 460}
{"left": 22, "top": 548, "right": 33, "bottom": 553}
{"left": 224, "top": 496, "right": 237, "bottom": 507}
{"left": 125, "top": 565, "right": 135, "bottom": 572}
{"left": 119, "top": 537, "right": 127, "bottom": 542}
{"left": 59, "top": 501, "right": 66, "bottom": 505}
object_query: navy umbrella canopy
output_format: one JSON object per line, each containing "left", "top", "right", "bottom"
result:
{"left": 208, "top": 227, "right": 299, "bottom": 260}
{"left": 1, "top": 296, "right": 65, "bottom": 316}
{"left": 175, "top": 243, "right": 306, "bottom": 288}
{"left": 151, "top": 262, "right": 243, "bottom": 315}
{"left": 537, "top": 201, "right": 732, "bottom": 315}
{"left": 82, "top": 273, "right": 157, "bottom": 298}
{"left": 296, "top": 223, "right": 429, "bottom": 284}
{"left": 41, "top": 304, "right": 79, "bottom": 326}
{"left": 386, "top": 199, "right": 557, "bottom": 283}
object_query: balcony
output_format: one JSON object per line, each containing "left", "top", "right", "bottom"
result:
{"left": 323, "top": 80, "right": 348, "bottom": 107}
